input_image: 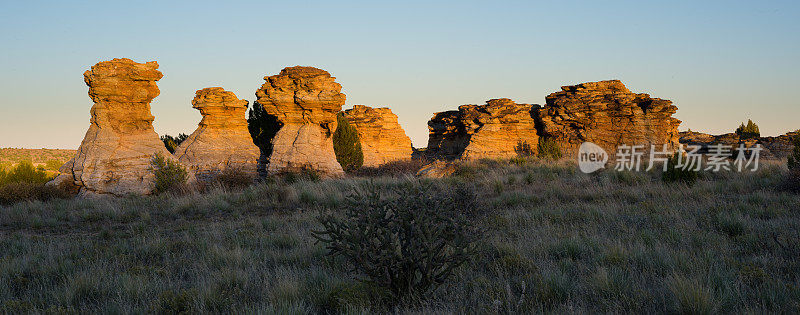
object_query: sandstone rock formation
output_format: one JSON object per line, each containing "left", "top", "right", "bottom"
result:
{"left": 173, "top": 87, "right": 260, "bottom": 182}
{"left": 254, "top": 66, "right": 345, "bottom": 176}
{"left": 341, "top": 105, "right": 413, "bottom": 167}
{"left": 538, "top": 80, "right": 681, "bottom": 157}
{"left": 426, "top": 98, "right": 539, "bottom": 160}
{"left": 416, "top": 160, "right": 458, "bottom": 178}
{"left": 679, "top": 130, "right": 799, "bottom": 160}
{"left": 49, "top": 58, "right": 187, "bottom": 196}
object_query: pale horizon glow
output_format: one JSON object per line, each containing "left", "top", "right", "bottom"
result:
{"left": 1, "top": 1, "right": 798, "bottom": 149}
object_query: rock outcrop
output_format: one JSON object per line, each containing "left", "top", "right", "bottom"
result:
{"left": 416, "top": 160, "right": 458, "bottom": 178}
{"left": 679, "top": 130, "right": 799, "bottom": 160}
{"left": 49, "top": 58, "right": 185, "bottom": 196}
{"left": 426, "top": 98, "right": 539, "bottom": 160}
{"left": 255, "top": 66, "right": 345, "bottom": 176}
{"left": 173, "top": 87, "right": 259, "bottom": 182}
{"left": 341, "top": 105, "right": 413, "bottom": 167}
{"left": 538, "top": 80, "right": 681, "bottom": 157}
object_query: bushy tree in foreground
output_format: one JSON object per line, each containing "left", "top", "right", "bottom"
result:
{"left": 313, "top": 182, "right": 481, "bottom": 303}
{"left": 332, "top": 113, "right": 363, "bottom": 172}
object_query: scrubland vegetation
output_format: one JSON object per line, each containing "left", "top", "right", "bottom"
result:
{"left": 1, "top": 157, "right": 799, "bottom": 313}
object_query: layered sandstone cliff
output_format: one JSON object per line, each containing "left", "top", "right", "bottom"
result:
{"left": 341, "top": 105, "right": 412, "bottom": 167}
{"left": 254, "top": 66, "right": 345, "bottom": 176}
{"left": 173, "top": 87, "right": 260, "bottom": 181}
{"left": 49, "top": 58, "right": 184, "bottom": 196}
{"left": 538, "top": 80, "right": 681, "bottom": 156}
{"left": 426, "top": 98, "right": 539, "bottom": 160}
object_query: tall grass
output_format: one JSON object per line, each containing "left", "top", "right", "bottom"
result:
{"left": 0, "top": 160, "right": 798, "bottom": 313}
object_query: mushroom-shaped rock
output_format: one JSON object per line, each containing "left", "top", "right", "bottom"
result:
{"left": 173, "top": 87, "right": 260, "bottom": 182}
{"left": 49, "top": 58, "right": 190, "bottom": 196}
{"left": 254, "top": 66, "right": 345, "bottom": 176}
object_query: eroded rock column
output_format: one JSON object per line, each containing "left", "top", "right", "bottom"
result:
{"left": 341, "top": 105, "right": 413, "bottom": 167}
{"left": 50, "top": 58, "right": 182, "bottom": 196}
{"left": 255, "top": 66, "right": 345, "bottom": 176}
{"left": 173, "top": 87, "right": 260, "bottom": 182}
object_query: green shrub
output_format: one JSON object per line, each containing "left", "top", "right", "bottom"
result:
{"left": 735, "top": 119, "right": 760, "bottom": 139}
{"left": 537, "top": 137, "right": 563, "bottom": 160}
{"left": 788, "top": 134, "right": 800, "bottom": 171}
{"left": 515, "top": 141, "right": 535, "bottom": 157}
{"left": 210, "top": 168, "right": 255, "bottom": 190}
{"left": 313, "top": 182, "right": 481, "bottom": 301}
{"left": 332, "top": 113, "right": 363, "bottom": 172}
{"left": 160, "top": 133, "right": 189, "bottom": 154}
{"left": 662, "top": 153, "right": 699, "bottom": 185}
{"left": 150, "top": 153, "right": 189, "bottom": 194}
{"left": 0, "top": 182, "right": 71, "bottom": 205}
{"left": 44, "top": 159, "right": 64, "bottom": 171}
{"left": 0, "top": 161, "right": 51, "bottom": 187}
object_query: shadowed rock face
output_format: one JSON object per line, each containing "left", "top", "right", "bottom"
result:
{"left": 426, "top": 98, "right": 539, "bottom": 160}
{"left": 173, "top": 87, "right": 260, "bottom": 182}
{"left": 255, "top": 66, "right": 345, "bottom": 176}
{"left": 341, "top": 105, "right": 412, "bottom": 167}
{"left": 50, "top": 58, "right": 185, "bottom": 196}
{"left": 539, "top": 80, "right": 681, "bottom": 157}
{"left": 679, "top": 130, "right": 799, "bottom": 160}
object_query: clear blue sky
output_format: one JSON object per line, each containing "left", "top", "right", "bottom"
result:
{"left": 1, "top": 0, "right": 798, "bottom": 149}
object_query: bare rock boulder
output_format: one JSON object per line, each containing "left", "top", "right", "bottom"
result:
{"left": 173, "top": 87, "right": 260, "bottom": 182}
{"left": 538, "top": 80, "right": 681, "bottom": 157}
{"left": 255, "top": 66, "right": 345, "bottom": 176}
{"left": 49, "top": 58, "right": 187, "bottom": 196}
{"left": 341, "top": 105, "right": 413, "bottom": 167}
{"left": 426, "top": 98, "right": 539, "bottom": 160}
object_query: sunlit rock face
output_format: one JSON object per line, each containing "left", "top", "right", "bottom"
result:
{"left": 173, "top": 87, "right": 260, "bottom": 182}
{"left": 426, "top": 98, "right": 540, "bottom": 160}
{"left": 538, "top": 80, "right": 681, "bottom": 157}
{"left": 50, "top": 58, "right": 189, "bottom": 196}
{"left": 341, "top": 105, "right": 413, "bottom": 167}
{"left": 255, "top": 66, "right": 345, "bottom": 176}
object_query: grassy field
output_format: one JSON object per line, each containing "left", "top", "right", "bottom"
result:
{"left": 0, "top": 159, "right": 798, "bottom": 313}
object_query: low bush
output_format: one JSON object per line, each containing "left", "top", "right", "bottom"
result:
{"left": 662, "top": 153, "right": 699, "bottom": 185}
{"left": 0, "top": 182, "right": 71, "bottom": 205}
{"left": 778, "top": 169, "right": 800, "bottom": 193}
{"left": 538, "top": 137, "right": 563, "bottom": 160}
{"left": 150, "top": 153, "right": 189, "bottom": 194}
{"left": 275, "top": 167, "right": 320, "bottom": 184}
{"left": 313, "top": 181, "right": 482, "bottom": 303}
{"left": 0, "top": 161, "right": 51, "bottom": 186}
{"left": 350, "top": 159, "right": 428, "bottom": 177}
{"left": 211, "top": 168, "right": 256, "bottom": 190}
{"left": 788, "top": 134, "right": 800, "bottom": 171}
{"left": 44, "top": 159, "right": 64, "bottom": 171}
